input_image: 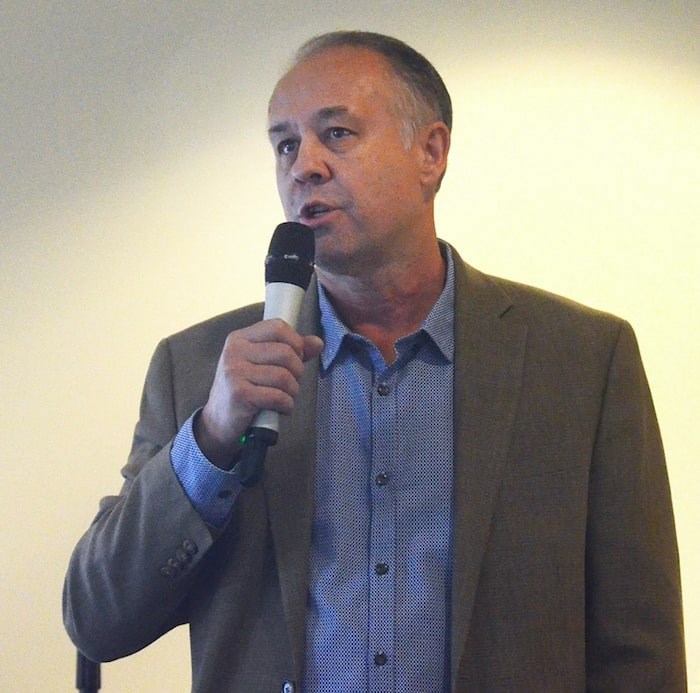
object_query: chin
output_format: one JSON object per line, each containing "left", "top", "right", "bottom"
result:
{"left": 313, "top": 232, "right": 374, "bottom": 277}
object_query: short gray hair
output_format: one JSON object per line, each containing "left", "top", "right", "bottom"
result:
{"left": 293, "top": 31, "right": 452, "bottom": 146}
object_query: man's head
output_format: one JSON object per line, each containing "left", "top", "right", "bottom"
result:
{"left": 292, "top": 31, "right": 452, "bottom": 149}
{"left": 268, "top": 32, "right": 451, "bottom": 277}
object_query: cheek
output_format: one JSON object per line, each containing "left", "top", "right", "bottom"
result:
{"left": 365, "top": 164, "right": 415, "bottom": 204}
{"left": 275, "top": 174, "right": 292, "bottom": 208}
{"left": 367, "top": 147, "right": 414, "bottom": 183}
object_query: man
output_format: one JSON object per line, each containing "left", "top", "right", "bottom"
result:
{"left": 64, "top": 31, "right": 686, "bottom": 691}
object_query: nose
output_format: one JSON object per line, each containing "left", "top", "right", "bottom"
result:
{"left": 291, "top": 137, "right": 330, "bottom": 185}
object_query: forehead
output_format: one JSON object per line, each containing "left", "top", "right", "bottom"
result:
{"left": 268, "top": 46, "right": 399, "bottom": 126}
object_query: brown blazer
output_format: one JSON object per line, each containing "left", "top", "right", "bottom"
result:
{"left": 64, "top": 247, "right": 686, "bottom": 691}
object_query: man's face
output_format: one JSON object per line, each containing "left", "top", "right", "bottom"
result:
{"left": 268, "top": 46, "right": 436, "bottom": 277}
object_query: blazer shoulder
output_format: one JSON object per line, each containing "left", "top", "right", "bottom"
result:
{"left": 452, "top": 251, "right": 628, "bottom": 356}
{"left": 494, "top": 275, "right": 622, "bottom": 326}
{"left": 164, "top": 302, "right": 265, "bottom": 351}
{"left": 160, "top": 275, "right": 320, "bottom": 355}
{"left": 450, "top": 244, "right": 622, "bottom": 330}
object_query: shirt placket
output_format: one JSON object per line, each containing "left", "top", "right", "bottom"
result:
{"left": 367, "top": 360, "right": 397, "bottom": 693}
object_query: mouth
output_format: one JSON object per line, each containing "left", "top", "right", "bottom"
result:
{"left": 300, "top": 202, "right": 334, "bottom": 222}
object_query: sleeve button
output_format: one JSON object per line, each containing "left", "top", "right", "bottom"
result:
{"left": 182, "top": 540, "right": 198, "bottom": 555}
{"left": 175, "top": 549, "right": 191, "bottom": 563}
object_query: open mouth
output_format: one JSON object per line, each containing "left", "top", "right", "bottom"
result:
{"left": 302, "top": 203, "right": 332, "bottom": 219}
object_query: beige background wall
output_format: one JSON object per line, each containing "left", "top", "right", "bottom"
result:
{"left": 1, "top": 2, "right": 698, "bottom": 690}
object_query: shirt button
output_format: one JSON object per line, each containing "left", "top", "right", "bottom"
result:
{"left": 375, "top": 563, "right": 390, "bottom": 575}
{"left": 375, "top": 472, "right": 389, "bottom": 486}
{"left": 374, "top": 652, "right": 388, "bottom": 666}
{"left": 376, "top": 382, "right": 390, "bottom": 396}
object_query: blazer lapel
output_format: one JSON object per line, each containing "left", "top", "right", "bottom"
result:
{"left": 449, "top": 256, "right": 527, "bottom": 683}
{"left": 263, "top": 281, "right": 321, "bottom": 677}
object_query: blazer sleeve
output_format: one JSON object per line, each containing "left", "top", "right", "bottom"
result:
{"left": 585, "top": 320, "right": 686, "bottom": 690}
{"left": 63, "top": 337, "right": 217, "bottom": 663}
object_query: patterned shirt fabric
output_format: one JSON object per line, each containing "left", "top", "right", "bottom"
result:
{"left": 171, "top": 244, "right": 455, "bottom": 692}
{"left": 304, "top": 245, "right": 455, "bottom": 692}
{"left": 171, "top": 413, "right": 243, "bottom": 528}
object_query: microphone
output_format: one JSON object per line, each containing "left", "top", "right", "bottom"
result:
{"left": 235, "top": 222, "right": 315, "bottom": 487}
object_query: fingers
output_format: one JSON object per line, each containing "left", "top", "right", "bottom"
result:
{"left": 229, "top": 319, "right": 311, "bottom": 383}
{"left": 195, "top": 319, "right": 323, "bottom": 466}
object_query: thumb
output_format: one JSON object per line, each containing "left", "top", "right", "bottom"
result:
{"left": 302, "top": 335, "right": 324, "bottom": 361}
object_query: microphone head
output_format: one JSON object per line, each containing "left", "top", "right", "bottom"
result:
{"left": 265, "top": 222, "right": 315, "bottom": 289}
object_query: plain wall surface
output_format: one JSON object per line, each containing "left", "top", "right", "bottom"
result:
{"left": 1, "top": 2, "right": 698, "bottom": 690}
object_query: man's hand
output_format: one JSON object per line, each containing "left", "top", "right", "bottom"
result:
{"left": 194, "top": 319, "right": 324, "bottom": 469}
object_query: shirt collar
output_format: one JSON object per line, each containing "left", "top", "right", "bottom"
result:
{"left": 317, "top": 241, "right": 455, "bottom": 370}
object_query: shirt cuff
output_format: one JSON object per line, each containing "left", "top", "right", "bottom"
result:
{"left": 171, "top": 410, "right": 243, "bottom": 528}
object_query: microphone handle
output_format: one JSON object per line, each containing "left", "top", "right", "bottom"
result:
{"left": 249, "top": 282, "right": 307, "bottom": 434}
{"left": 262, "top": 281, "right": 307, "bottom": 322}
{"left": 236, "top": 282, "right": 307, "bottom": 487}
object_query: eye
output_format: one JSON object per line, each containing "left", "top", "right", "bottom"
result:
{"left": 276, "top": 139, "right": 298, "bottom": 156}
{"left": 328, "top": 127, "right": 351, "bottom": 140}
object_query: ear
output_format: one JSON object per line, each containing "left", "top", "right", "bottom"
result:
{"left": 418, "top": 122, "right": 450, "bottom": 194}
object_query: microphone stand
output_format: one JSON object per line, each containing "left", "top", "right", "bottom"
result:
{"left": 76, "top": 650, "right": 101, "bottom": 693}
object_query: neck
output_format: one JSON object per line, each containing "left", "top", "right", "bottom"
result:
{"left": 317, "top": 241, "right": 446, "bottom": 363}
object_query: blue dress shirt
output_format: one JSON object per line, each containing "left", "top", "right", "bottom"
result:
{"left": 304, "top": 246, "right": 455, "bottom": 692}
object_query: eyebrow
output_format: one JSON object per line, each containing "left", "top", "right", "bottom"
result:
{"left": 268, "top": 105, "right": 352, "bottom": 137}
